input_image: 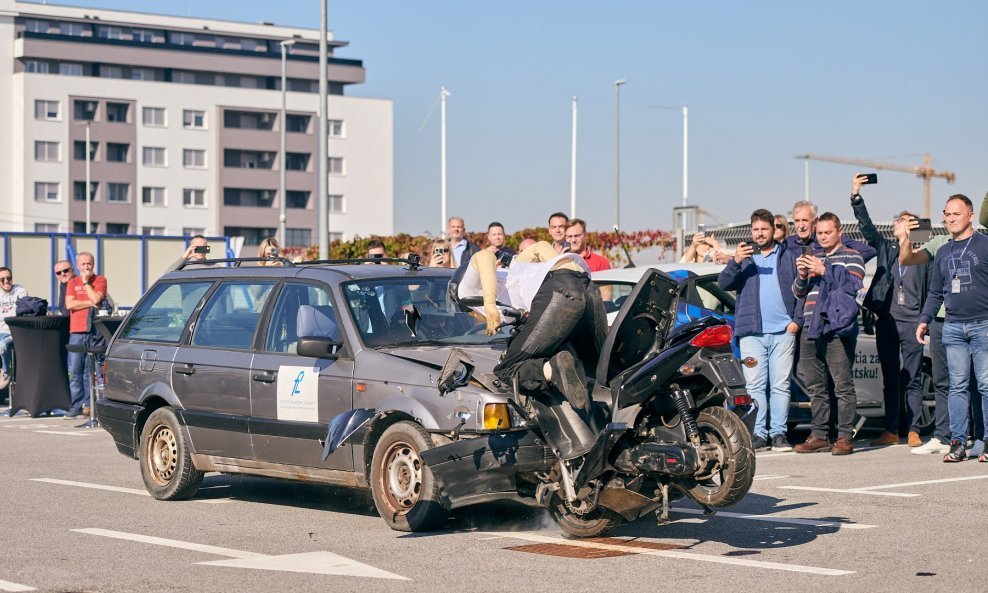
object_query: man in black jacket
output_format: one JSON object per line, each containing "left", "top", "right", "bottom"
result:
{"left": 850, "top": 174, "right": 932, "bottom": 448}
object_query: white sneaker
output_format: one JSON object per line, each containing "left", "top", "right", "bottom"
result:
{"left": 966, "top": 439, "right": 985, "bottom": 459}
{"left": 911, "top": 437, "right": 950, "bottom": 455}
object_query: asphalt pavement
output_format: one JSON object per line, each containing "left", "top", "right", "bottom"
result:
{"left": 1, "top": 408, "right": 984, "bottom": 593}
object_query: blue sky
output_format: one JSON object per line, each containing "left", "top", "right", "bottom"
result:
{"left": 51, "top": 1, "right": 988, "bottom": 236}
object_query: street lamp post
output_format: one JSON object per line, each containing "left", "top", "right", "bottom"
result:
{"left": 279, "top": 39, "right": 296, "bottom": 248}
{"left": 614, "top": 79, "right": 628, "bottom": 230}
{"left": 570, "top": 96, "right": 577, "bottom": 219}
{"left": 318, "top": 0, "right": 328, "bottom": 258}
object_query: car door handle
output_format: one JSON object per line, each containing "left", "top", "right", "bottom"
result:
{"left": 174, "top": 364, "right": 196, "bottom": 375}
{"left": 252, "top": 371, "right": 276, "bottom": 383}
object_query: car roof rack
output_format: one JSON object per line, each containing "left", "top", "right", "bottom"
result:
{"left": 173, "top": 256, "right": 295, "bottom": 270}
{"left": 299, "top": 254, "right": 423, "bottom": 271}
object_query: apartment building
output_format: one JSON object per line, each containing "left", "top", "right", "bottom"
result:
{"left": 0, "top": 0, "right": 394, "bottom": 247}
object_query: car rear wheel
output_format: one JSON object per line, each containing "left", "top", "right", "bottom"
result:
{"left": 139, "top": 407, "right": 203, "bottom": 500}
{"left": 369, "top": 421, "right": 447, "bottom": 532}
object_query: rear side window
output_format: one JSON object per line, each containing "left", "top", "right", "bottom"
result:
{"left": 191, "top": 281, "right": 275, "bottom": 349}
{"left": 119, "top": 281, "right": 212, "bottom": 342}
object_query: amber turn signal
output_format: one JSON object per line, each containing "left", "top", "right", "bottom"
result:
{"left": 741, "top": 357, "right": 758, "bottom": 368}
{"left": 483, "top": 403, "right": 510, "bottom": 430}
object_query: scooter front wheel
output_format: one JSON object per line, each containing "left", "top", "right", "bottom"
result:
{"left": 685, "top": 406, "right": 755, "bottom": 507}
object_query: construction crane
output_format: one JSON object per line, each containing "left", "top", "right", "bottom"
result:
{"left": 795, "top": 153, "right": 955, "bottom": 218}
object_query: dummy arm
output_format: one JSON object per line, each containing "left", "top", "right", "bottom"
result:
{"left": 470, "top": 249, "right": 502, "bottom": 335}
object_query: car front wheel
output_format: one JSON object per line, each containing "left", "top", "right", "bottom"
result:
{"left": 369, "top": 421, "right": 447, "bottom": 532}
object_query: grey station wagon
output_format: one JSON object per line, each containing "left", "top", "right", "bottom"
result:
{"left": 98, "top": 256, "right": 531, "bottom": 528}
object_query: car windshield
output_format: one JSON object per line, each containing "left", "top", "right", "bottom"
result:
{"left": 342, "top": 277, "right": 506, "bottom": 348}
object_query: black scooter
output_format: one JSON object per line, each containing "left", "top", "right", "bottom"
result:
{"left": 421, "top": 269, "right": 757, "bottom": 537}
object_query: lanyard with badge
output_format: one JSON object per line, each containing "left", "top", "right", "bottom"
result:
{"left": 950, "top": 236, "right": 972, "bottom": 294}
{"left": 897, "top": 262, "right": 909, "bottom": 305}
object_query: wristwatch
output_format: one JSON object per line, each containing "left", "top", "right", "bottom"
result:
{"left": 850, "top": 193, "right": 863, "bottom": 204}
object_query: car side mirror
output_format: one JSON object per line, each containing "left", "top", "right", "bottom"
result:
{"left": 437, "top": 348, "right": 475, "bottom": 396}
{"left": 297, "top": 336, "right": 342, "bottom": 359}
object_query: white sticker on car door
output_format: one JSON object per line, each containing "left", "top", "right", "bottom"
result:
{"left": 277, "top": 366, "right": 319, "bottom": 422}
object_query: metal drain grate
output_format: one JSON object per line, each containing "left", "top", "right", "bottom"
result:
{"left": 505, "top": 537, "right": 684, "bottom": 559}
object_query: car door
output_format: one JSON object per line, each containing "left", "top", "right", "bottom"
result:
{"left": 249, "top": 281, "right": 355, "bottom": 471}
{"left": 171, "top": 280, "right": 276, "bottom": 459}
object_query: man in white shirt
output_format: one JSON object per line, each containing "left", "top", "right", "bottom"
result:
{"left": 0, "top": 267, "right": 29, "bottom": 389}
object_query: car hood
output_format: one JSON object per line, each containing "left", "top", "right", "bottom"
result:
{"left": 374, "top": 344, "right": 508, "bottom": 394}
{"left": 596, "top": 268, "right": 680, "bottom": 386}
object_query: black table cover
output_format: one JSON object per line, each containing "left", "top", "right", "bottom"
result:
{"left": 6, "top": 316, "right": 71, "bottom": 417}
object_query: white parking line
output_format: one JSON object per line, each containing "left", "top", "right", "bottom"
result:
{"left": 757, "top": 452, "right": 796, "bottom": 458}
{"left": 76, "top": 528, "right": 264, "bottom": 559}
{"left": 31, "top": 478, "right": 231, "bottom": 503}
{"left": 853, "top": 474, "right": 988, "bottom": 491}
{"left": 32, "top": 430, "right": 96, "bottom": 437}
{"left": 752, "top": 474, "right": 790, "bottom": 481}
{"left": 670, "top": 507, "right": 875, "bottom": 530}
{"left": 0, "top": 579, "right": 35, "bottom": 592}
{"left": 780, "top": 486, "right": 918, "bottom": 498}
{"left": 485, "top": 531, "right": 854, "bottom": 576}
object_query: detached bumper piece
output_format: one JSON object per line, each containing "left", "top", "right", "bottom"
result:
{"left": 613, "top": 442, "right": 700, "bottom": 476}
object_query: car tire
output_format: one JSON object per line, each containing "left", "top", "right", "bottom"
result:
{"left": 914, "top": 365, "right": 936, "bottom": 436}
{"left": 139, "top": 407, "right": 203, "bottom": 500}
{"left": 369, "top": 421, "right": 447, "bottom": 532}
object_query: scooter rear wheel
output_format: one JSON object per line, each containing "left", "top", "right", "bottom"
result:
{"left": 549, "top": 492, "right": 621, "bottom": 538}
{"left": 686, "top": 406, "right": 755, "bottom": 507}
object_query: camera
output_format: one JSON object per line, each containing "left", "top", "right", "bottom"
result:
{"left": 495, "top": 249, "right": 513, "bottom": 268}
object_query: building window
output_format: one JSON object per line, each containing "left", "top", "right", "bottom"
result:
{"left": 107, "top": 183, "right": 130, "bottom": 203}
{"left": 142, "top": 107, "right": 166, "bottom": 127}
{"left": 106, "top": 102, "right": 129, "bottom": 123}
{"left": 142, "top": 226, "right": 165, "bottom": 236}
{"left": 328, "top": 194, "right": 344, "bottom": 214}
{"left": 285, "top": 228, "right": 311, "bottom": 247}
{"left": 172, "top": 70, "right": 196, "bottom": 84}
{"left": 34, "top": 141, "right": 60, "bottom": 162}
{"left": 224, "top": 188, "right": 275, "bottom": 207}
{"left": 73, "top": 221, "right": 99, "bottom": 234}
{"left": 182, "top": 227, "right": 205, "bottom": 237}
{"left": 169, "top": 32, "right": 196, "bottom": 46}
{"left": 286, "top": 114, "right": 311, "bottom": 133}
{"left": 132, "top": 29, "right": 156, "bottom": 43}
{"left": 61, "top": 22, "right": 85, "bottom": 36}
{"left": 223, "top": 227, "right": 276, "bottom": 246}
{"left": 183, "top": 110, "right": 206, "bottom": 129}
{"left": 285, "top": 153, "right": 310, "bottom": 171}
{"left": 35, "top": 223, "right": 60, "bottom": 233}
{"left": 34, "top": 100, "right": 60, "bottom": 121}
{"left": 73, "top": 100, "right": 98, "bottom": 121}
{"left": 106, "top": 143, "right": 130, "bottom": 163}
{"left": 131, "top": 67, "right": 157, "bottom": 81}
{"left": 73, "top": 141, "right": 98, "bottom": 161}
{"left": 223, "top": 110, "right": 275, "bottom": 130}
{"left": 25, "top": 60, "right": 50, "bottom": 73}
{"left": 106, "top": 223, "right": 129, "bottom": 234}
{"left": 223, "top": 149, "right": 274, "bottom": 169}
{"left": 97, "top": 26, "right": 124, "bottom": 40}
{"left": 73, "top": 181, "right": 98, "bottom": 201}
{"left": 183, "top": 188, "right": 206, "bottom": 207}
{"left": 183, "top": 149, "right": 206, "bottom": 169}
{"left": 286, "top": 191, "right": 309, "bottom": 209}
{"left": 34, "top": 182, "right": 60, "bottom": 202}
{"left": 329, "top": 119, "right": 344, "bottom": 138}
{"left": 142, "top": 186, "right": 166, "bottom": 206}
{"left": 142, "top": 147, "right": 167, "bottom": 167}
{"left": 25, "top": 20, "right": 49, "bottom": 33}
{"left": 101, "top": 65, "right": 123, "bottom": 79}
{"left": 58, "top": 62, "right": 83, "bottom": 76}
{"left": 328, "top": 157, "right": 344, "bottom": 175}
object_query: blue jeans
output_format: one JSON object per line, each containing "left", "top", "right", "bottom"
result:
{"left": 941, "top": 320, "right": 988, "bottom": 443}
{"left": 0, "top": 332, "right": 12, "bottom": 374}
{"left": 67, "top": 333, "right": 93, "bottom": 413}
{"left": 739, "top": 331, "right": 796, "bottom": 438}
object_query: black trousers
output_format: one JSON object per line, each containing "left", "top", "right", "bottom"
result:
{"left": 799, "top": 332, "right": 857, "bottom": 440}
{"left": 875, "top": 317, "right": 926, "bottom": 433}
{"left": 494, "top": 270, "right": 606, "bottom": 396}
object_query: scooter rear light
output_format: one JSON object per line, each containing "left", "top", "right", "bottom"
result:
{"left": 733, "top": 394, "right": 752, "bottom": 406}
{"left": 689, "top": 325, "right": 733, "bottom": 348}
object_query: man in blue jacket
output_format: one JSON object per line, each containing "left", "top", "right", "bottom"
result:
{"left": 850, "top": 174, "right": 932, "bottom": 448}
{"left": 718, "top": 209, "right": 799, "bottom": 452}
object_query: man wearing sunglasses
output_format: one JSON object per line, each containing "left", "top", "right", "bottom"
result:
{"left": 52, "top": 260, "right": 76, "bottom": 317}
{"left": 0, "top": 267, "right": 29, "bottom": 390}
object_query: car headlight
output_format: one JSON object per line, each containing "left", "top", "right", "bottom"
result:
{"left": 483, "top": 403, "right": 511, "bottom": 430}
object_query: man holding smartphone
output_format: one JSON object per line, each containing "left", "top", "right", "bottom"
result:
{"left": 850, "top": 174, "right": 932, "bottom": 448}
{"left": 792, "top": 213, "right": 866, "bottom": 455}
{"left": 718, "top": 209, "right": 799, "bottom": 452}
{"left": 166, "top": 235, "right": 211, "bottom": 272}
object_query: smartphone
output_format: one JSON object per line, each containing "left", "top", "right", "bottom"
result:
{"left": 193, "top": 245, "right": 210, "bottom": 254}
{"left": 697, "top": 223, "right": 706, "bottom": 234}
{"left": 909, "top": 218, "right": 933, "bottom": 244}
{"left": 560, "top": 241, "right": 571, "bottom": 253}
{"left": 801, "top": 246, "right": 812, "bottom": 257}
{"left": 499, "top": 253, "right": 513, "bottom": 268}
{"left": 861, "top": 173, "right": 878, "bottom": 185}
{"left": 372, "top": 253, "right": 383, "bottom": 264}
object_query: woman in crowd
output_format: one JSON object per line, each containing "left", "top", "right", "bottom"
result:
{"left": 774, "top": 215, "right": 791, "bottom": 243}
{"left": 681, "top": 231, "right": 722, "bottom": 263}
{"left": 257, "top": 237, "right": 283, "bottom": 266}
{"left": 428, "top": 239, "right": 454, "bottom": 268}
